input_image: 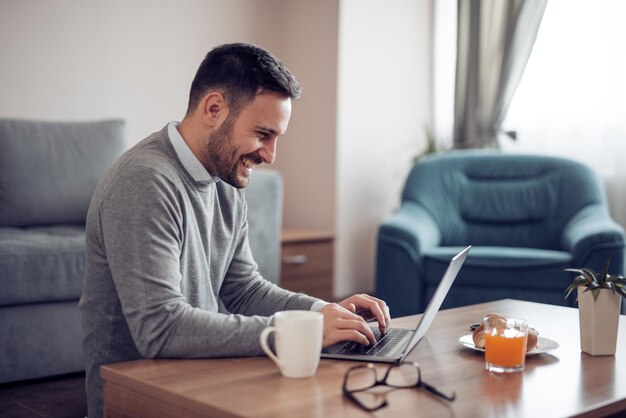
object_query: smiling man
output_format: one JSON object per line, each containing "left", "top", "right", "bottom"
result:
{"left": 79, "top": 43, "right": 389, "bottom": 418}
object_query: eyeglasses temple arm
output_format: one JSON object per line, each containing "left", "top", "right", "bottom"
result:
{"left": 343, "top": 389, "right": 388, "bottom": 412}
{"left": 420, "top": 380, "right": 457, "bottom": 402}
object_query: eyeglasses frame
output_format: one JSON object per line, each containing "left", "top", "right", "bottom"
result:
{"left": 342, "top": 361, "right": 456, "bottom": 412}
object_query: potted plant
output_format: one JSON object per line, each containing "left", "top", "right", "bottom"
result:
{"left": 565, "top": 258, "right": 626, "bottom": 356}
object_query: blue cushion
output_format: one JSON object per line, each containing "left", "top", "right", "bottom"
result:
{"left": 422, "top": 246, "right": 572, "bottom": 290}
{"left": 0, "top": 118, "right": 125, "bottom": 226}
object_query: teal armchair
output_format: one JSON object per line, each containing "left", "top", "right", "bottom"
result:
{"left": 376, "top": 150, "right": 625, "bottom": 317}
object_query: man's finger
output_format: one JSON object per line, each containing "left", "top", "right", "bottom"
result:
{"left": 351, "top": 295, "right": 388, "bottom": 321}
{"left": 326, "top": 329, "right": 370, "bottom": 347}
{"left": 353, "top": 298, "right": 388, "bottom": 333}
{"left": 338, "top": 318, "right": 376, "bottom": 345}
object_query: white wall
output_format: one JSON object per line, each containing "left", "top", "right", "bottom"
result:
{"left": 269, "top": 0, "right": 339, "bottom": 231}
{"left": 0, "top": 0, "right": 339, "bottom": 231}
{"left": 0, "top": 0, "right": 286, "bottom": 145}
{"left": 336, "top": 0, "right": 433, "bottom": 298}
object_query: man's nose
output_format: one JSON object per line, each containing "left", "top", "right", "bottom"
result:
{"left": 258, "top": 138, "right": 277, "bottom": 164}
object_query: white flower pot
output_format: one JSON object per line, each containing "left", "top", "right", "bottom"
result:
{"left": 578, "top": 287, "right": 622, "bottom": 356}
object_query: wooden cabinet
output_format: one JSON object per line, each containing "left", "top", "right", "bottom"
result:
{"left": 280, "top": 229, "right": 334, "bottom": 301}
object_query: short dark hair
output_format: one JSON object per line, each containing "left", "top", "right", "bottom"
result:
{"left": 187, "top": 43, "right": 302, "bottom": 115}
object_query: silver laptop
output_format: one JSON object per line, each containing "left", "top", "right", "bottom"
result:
{"left": 321, "top": 245, "right": 471, "bottom": 363}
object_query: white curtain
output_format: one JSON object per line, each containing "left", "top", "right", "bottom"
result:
{"left": 453, "top": 0, "right": 547, "bottom": 149}
{"left": 502, "top": 0, "right": 626, "bottom": 227}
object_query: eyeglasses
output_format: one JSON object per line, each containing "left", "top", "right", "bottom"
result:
{"left": 342, "top": 362, "right": 456, "bottom": 412}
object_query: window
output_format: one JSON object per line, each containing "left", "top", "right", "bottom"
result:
{"left": 502, "top": 0, "right": 626, "bottom": 180}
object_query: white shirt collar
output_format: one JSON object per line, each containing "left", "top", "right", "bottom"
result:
{"left": 167, "top": 121, "right": 218, "bottom": 184}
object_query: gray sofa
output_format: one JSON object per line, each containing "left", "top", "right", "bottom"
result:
{"left": 0, "top": 118, "right": 283, "bottom": 384}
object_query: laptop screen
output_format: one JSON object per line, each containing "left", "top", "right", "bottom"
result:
{"left": 399, "top": 245, "right": 471, "bottom": 362}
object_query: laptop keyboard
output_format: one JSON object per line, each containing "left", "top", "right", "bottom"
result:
{"left": 337, "top": 328, "right": 411, "bottom": 357}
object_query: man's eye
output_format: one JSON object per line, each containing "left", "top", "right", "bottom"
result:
{"left": 257, "top": 131, "right": 269, "bottom": 139}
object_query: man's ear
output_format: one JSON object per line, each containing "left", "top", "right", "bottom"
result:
{"left": 199, "top": 92, "right": 229, "bottom": 128}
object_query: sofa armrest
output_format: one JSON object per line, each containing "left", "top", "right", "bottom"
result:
{"left": 245, "top": 169, "right": 283, "bottom": 284}
{"left": 375, "top": 202, "right": 441, "bottom": 316}
{"left": 561, "top": 205, "right": 625, "bottom": 270}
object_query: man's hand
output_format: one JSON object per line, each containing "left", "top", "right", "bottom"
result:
{"left": 318, "top": 294, "right": 391, "bottom": 348}
{"left": 338, "top": 294, "right": 391, "bottom": 335}
{"left": 319, "top": 303, "right": 375, "bottom": 347}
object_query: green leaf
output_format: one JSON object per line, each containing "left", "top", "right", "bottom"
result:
{"left": 606, "top": 282, "right": 617, "bottom": 295}
{"left": 600, "top": 257, "right": 612, "bottom": 285}
{"left": 610, "top": 276, "right": 626, "bottom": 286}
{"left": 591, "top": 287, "right": 601, "bottom": 301}
{"left": 565, "top": 284, "right": 577, "bottom": 300}
{"left": 588, "top": 282, "right": 601, "bottom": 290}
{"left": 581, "top": 268, "right": 599, "bottom": 283}
{"left": 563, "top": 257, "right": 626, "bottom": 302}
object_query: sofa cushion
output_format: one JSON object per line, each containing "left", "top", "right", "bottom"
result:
{"left": 0, "top": 118, "right": 125, "bottom": 226}
{"left": 0, "top": 226, "right": 86, "bottom": 306}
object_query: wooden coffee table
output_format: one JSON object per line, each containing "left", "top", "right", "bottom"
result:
{"left": 101, "top": 299, "right": 626, "bottom": 417}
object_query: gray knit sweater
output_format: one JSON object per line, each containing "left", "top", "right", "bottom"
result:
{"left": 79, "top": 125, "right": 318, "bottom": 418}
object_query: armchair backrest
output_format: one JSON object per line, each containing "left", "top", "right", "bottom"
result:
{"left": 402, "top": 150, "right": 607, "bottom": 249}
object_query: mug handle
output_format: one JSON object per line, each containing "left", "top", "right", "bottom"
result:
{"left": 260, "top": 327, "right": 283, "bottom": 370}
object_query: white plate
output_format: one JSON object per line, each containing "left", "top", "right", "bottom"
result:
{"left": 458, "top": 334, "right": 560, "bottom": 356}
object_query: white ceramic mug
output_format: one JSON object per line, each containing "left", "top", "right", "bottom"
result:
{"left": 260, "top": 310, "right": 323, "bottom": 378}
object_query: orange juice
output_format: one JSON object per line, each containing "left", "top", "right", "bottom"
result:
{"left": 484, "top": 332, "right": 527, "bottom": 367}
{"left": 483, "top": 316, "right": 528, "bottom": 373}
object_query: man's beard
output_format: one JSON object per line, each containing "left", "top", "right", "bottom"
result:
{"left": 208, "top": 115, "right": 262, "bottom": 189}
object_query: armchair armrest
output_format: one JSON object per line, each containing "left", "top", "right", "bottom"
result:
{"left": 375, "top": 202, "right": 441, "bottom": 316}
{"left": 378, "top": 201, "right": 441, "bottom": 259}
{"left": 561, "top": 205, "right": 625, "bottom": 270}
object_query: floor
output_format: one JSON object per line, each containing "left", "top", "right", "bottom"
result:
{"left": 0, "top": 373, "right": 87, "bottom": 418}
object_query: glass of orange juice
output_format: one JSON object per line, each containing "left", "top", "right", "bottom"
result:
{"left": 483, "top": 316, "right": 528, "bottom": 373}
